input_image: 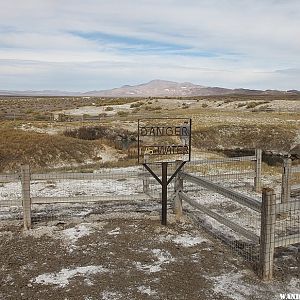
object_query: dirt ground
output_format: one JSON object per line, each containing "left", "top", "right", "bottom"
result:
{"left": 0, "top": 205, "right": 299, "bottom": 300}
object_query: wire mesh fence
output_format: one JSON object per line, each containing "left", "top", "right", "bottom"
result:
{"left": 184, "top": 151, "right": 260, "bottom": 193}
{"left": 290, "top": 163, "right": 300, "bottom": 199}
{"left": 178, "top": 174, "right": 261, "bottom": 266}
{"left": 1, "top": 152, "right": 299, "bottom": 280}
{"left": 29, "top": 166, "right": 153, "bottom": 223}
{"left": 0, "top": 173, "right": 22, "bottom": 221}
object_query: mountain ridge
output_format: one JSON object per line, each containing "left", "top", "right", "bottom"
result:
{"left": 1, "top": 80, "right": 299, "bottom": 97}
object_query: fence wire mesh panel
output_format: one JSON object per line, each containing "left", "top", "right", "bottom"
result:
{"left": 179, "top": 186, "right": 261, "bottom": 266}
{"left": 185, "top": 153, "right": 258, "bottom": 194}
{"left": 0, "top": 172, "right": 22, "bottom": 221}
{"left": 28, "top": 166, "right": 153, "bottom": 223}
{"left": 290, "top": 163, "right": 300, "bottom": 199}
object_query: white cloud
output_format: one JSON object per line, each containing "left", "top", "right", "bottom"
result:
{"left": 0, "top": 0, "right": 299, "bottom": 90}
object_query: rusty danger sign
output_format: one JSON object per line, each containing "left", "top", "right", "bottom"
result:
{"left": 138, "top": 118, "right": 192, "bottom": 163}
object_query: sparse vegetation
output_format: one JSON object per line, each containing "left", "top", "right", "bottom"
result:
{"left": 0, "top": 94, "right": 299, "bottom": 171}
{"left": 0, "top": 128, "right": 101, "bottom": 172}
{"left": 117, "top": 111, "right": 129, "bottom": 117}
{"left": 130, "top": 102, "right": 143, "bottom": 108}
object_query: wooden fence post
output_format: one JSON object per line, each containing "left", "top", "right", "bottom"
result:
{"left": 142, "top": 158, "right": 150, "bottom": 195}
{"left": 254, "top": 149, "right": 262, "bottom": 192}
{"left": 21, "top": 165, "right": 31, "bottom": 230}
{"left": 281, "top": 158, "right": 291, "bottom": 203}
{"left": 143, "top": 174, "right": 150, "bottom": 194}
{"left": 260, "top": 188, "right": 276, "bottom": 281}
{"left": 174, "top": 160, "right": 184, "bottom": 219}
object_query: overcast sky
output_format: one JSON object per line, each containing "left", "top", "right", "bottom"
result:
{"left": 1, "top": 0, "right": 300, "bottom": 91}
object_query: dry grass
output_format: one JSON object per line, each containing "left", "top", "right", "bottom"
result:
{"left": 0, "top": 94, "right": 299, "bottom": 172}
{"left": 0, "top": 128, "right": 102, "bottom": 172}
{"left": 191, "top": 123, "right": 297, "bottom": 152}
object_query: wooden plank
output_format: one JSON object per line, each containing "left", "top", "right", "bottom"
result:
{"left": 0, "top": 174, "right": 20, "bottom": 183}
{"left": 276, "top": 200, "right": 300, "bottom": 214}
{"left": 275, "top": 234, "right": 300, "bottom": 248}
{"left": 189, "top": 156, "right": 256, "bottom": 165}
{"left": 180, "top": 172, "right": 261, "bottom": 212}
{"left": 291, "top": 166, "right": 300, "bottom": 173}
{"left": 0, "top": 199, "right": 22, "bottom": 206}
{"left": 201, "top": 172, "right": 255, "bottom": 179}
{"left": 179, "top": 191, "right": 260, "bottom": 243}
{"left": 31, "top": 194, "right": 150, "bottom": 204}
{"left": 291, "top": 184, "right": 300, "bottom": 191}
{"left": 31, "top": 172, "right": 140, "bottom": 181}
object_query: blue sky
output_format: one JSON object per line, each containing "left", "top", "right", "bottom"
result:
{"left": 0, "top": 0, "right": 300, "bottom": 91}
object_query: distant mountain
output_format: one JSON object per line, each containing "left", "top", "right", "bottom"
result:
{"left": 1, "top": 80, "right": 299, "bottom": 97}
{"left": 82, "top": 80, "right": 235, "bottom": 97}
{"left": 0, "top": 90, "right": 78, "bottom": 96}
{"left": 82, "top": 80, "right": 299, "bottom": 97}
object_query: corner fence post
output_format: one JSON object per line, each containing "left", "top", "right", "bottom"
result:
{"left": 260, "top": 188, "right": 276, "bottom": 281}
{"left": 281, "top": 158, "right": 292, "bottom": 203}
{"left": 174, "top": 160, "right": 184, "bottom": 219}
{"left": 21, "top": 165, "right": 31, "bottom": 230}
{"left": 254, "top": 149, "right": 262, "bottom": 192}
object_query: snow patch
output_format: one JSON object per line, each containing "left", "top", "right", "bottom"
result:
{"left": 172, "top": 233, "right": 208, "bottom": 247}
{"left": 138, "top": 285, "right": 158, "bottom": 296}
{"left": 135, "top": 249, "right": 174, "bottom": 273}
{"left": 61, "top": 223, "right": 93, "bottom": 251}
{"left": 32, "top": 265, "right": 109, "bottom": 288}
{"left": 107, "top": 227, "right": 120, "bottom": 235}
{"left": 100, "top": 291, "right": 123, "bottom": 300}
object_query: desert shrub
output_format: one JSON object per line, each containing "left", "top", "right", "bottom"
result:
{"left": 132, "top": 108, "right": 140, "bottom": 113}
{"left": 145, "top": 106, "right": 162, "bottom": 111}
{"left": 224, "top": 99, "right": 235, "bottom": 104}
{"left": 64, "top": 126, "right": 109, "bottom": 140}
{"left": 246, "top": 102, "right": 260, "bottom": 109}
{"left": 202, "top": 103, "right": 208, "bottom": 108}
{"left": 130, "top": 102, "right": 143, "bottom": 108}
{"left": 237, "top": 102, "right": 246, "bottom": 108}
{"left": 105, "top": 106, "right": 114, "bottom": 111}
{"left": 117, "top": 111, "right": 129, "bottom": 117}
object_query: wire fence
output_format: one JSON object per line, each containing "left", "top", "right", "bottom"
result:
{"left": 176, "top": 155, "right": 300, "bottom": 280}
{"left": 0, "top": 150, "right": 299, "bottom": 280}
{"left": 0, "top": 173, "right": 22, "bottom": 221}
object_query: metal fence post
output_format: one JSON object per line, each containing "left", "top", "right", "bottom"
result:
{"left": 174, "top": 160, "right": 184, "bottom": 219}
{"left": 260, "top": 188, "right": 276, "bottom": 281}
{"left": 21, "top": 165, "right": 31, "bottom": 230}
{"left": 254, "top": 149, "right": 262, "bottom": 192}
{"left": 281, "top": 158, "right": 291, "bottom": 203}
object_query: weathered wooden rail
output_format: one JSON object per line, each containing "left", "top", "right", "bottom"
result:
{"left": 1, "top": 151, "right": 298, "bottom": 281}
{"left": 180, "top": 172, "right": 261, "bottom": 212}
{"left": 174, "top": 161, "right": 299, "bottom": 281}
{"left": 179, "top": 191, "right": 260, "bottom": 243}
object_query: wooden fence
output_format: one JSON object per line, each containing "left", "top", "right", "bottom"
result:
{"left": 173, "top": 158, "right": 300, "bottom": 281}
{"left": 1, "top": 150, "right": 298, "bottom": 280}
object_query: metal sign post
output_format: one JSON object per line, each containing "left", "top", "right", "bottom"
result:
{"left": 138, "top": 118, "right": 191, "bottom": 225}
